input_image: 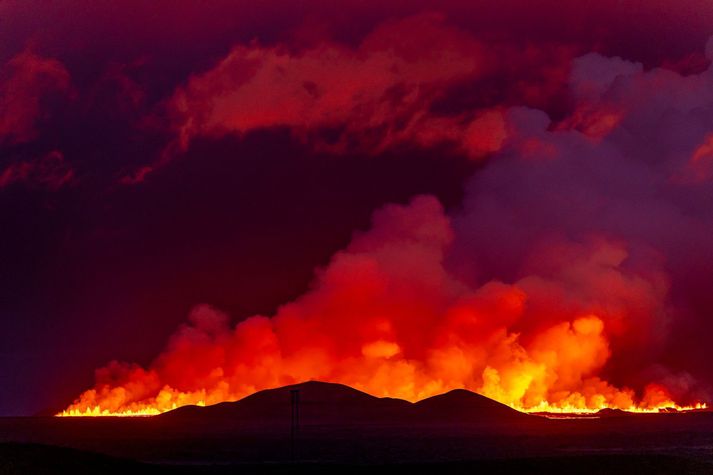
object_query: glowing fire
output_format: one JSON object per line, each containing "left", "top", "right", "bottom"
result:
{"left": 57, "top": 400, "right": 206, "bottom": 417}
{"left": 58, "top": 407, "right": 162, "bottom": 417}
{"left": 520, "top": 401, "right": 708, "bottom": 415}
{"left": 55, "top": 386, "right": 706, "bottom": 417}
{"left": 56, "top": 198, "right": 709, "bottom": 418}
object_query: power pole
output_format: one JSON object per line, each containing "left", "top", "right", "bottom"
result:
{"left": 290, "top": 389, "right": 300, "bottom": 461}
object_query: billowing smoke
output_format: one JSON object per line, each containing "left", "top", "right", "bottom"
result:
{"left": 3, "top": 4, "right": 709, "bottom": 416}
{"left": 60, "top": 185, "right": 704, "bottom": 415}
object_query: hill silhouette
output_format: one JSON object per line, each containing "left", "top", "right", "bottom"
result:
{"left": 163, "top": 381, "right": 414, "bottom": 426}
{"left": 413, "top": 388, "right": 529, "bottom": 424}
{"left": 1, "top": 382, "right": 712, "bottom": 468}
{"left": 162, "top": 381, "right": 531, "bottom": 429}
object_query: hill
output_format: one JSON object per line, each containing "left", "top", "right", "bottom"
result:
{"left": 162, "top": 381, "right": 532, "bottom": 430}
{"left": 162, "top": 381, "right": 414, "bottom": 426}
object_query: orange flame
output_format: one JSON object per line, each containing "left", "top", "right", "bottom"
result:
{"left": 55, "top": 387, "right": 706, "bottom": 417}
{"left": 56, "top": 197, "right": 707, "bottom": 418}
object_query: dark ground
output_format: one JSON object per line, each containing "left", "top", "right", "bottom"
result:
{"left": 1, "top": 443, "right": 712, "bottom": 475}
{"left": 1, "top": 382, "right": 712, "bottom": 474}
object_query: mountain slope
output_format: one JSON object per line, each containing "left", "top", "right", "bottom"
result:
{"left": 413, "top": 389, "right": 529, "bottom": 423}
{"left": 162, "top": 381, "right": 412, "bottom": 426}
{"left": 161, "top": 381, "right": 532, "bottom": 428}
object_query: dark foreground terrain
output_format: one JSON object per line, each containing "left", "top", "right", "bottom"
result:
{"left": 1, "top": 382, "right": 712, "bottom": 474}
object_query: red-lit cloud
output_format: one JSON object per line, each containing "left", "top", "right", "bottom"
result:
{"left": 116, "top": 13, "right": 570, "bottom": 183}
{"left": 0, "top": 150, "right": 73, "bottom": 190}
{"left": 159, "top": 14, "right": 572, "bottom": 170}
{"left": 0, "top": 50, "right": 71, "bottom": 145}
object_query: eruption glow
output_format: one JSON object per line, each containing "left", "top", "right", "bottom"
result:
{"left": 53, "top": 18, "right": 713, "bottom": 420}
{"left": 58, "top": 196, "right": 708, "bottom": 417}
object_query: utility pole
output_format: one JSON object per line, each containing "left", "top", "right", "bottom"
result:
{"left": 290, "top": 389, "right": 300, "bottom": 461}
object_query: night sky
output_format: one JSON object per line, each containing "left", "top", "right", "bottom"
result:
{"left": 2, "top": 1, "right": 713, "bottom": 416}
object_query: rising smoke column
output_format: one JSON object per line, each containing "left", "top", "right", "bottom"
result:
{"left": 450, "top": 44, "right": 713, "bottom": 403}
{"left": 60, "top": 190, "right": 701, "bottom": 415}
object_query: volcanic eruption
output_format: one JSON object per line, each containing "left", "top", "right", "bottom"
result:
{"left": 5, "top": 4, "right": 707, "bottom": 419}
{"left": 59, "top": 191, "right": 709, "bottom": 416}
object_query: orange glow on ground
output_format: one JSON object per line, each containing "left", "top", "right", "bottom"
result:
{"left": 55, "top": 388, "right": 707, "bottom": 417}
{"left": 57, "top": 400, "right": 206, "bottom": 417}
